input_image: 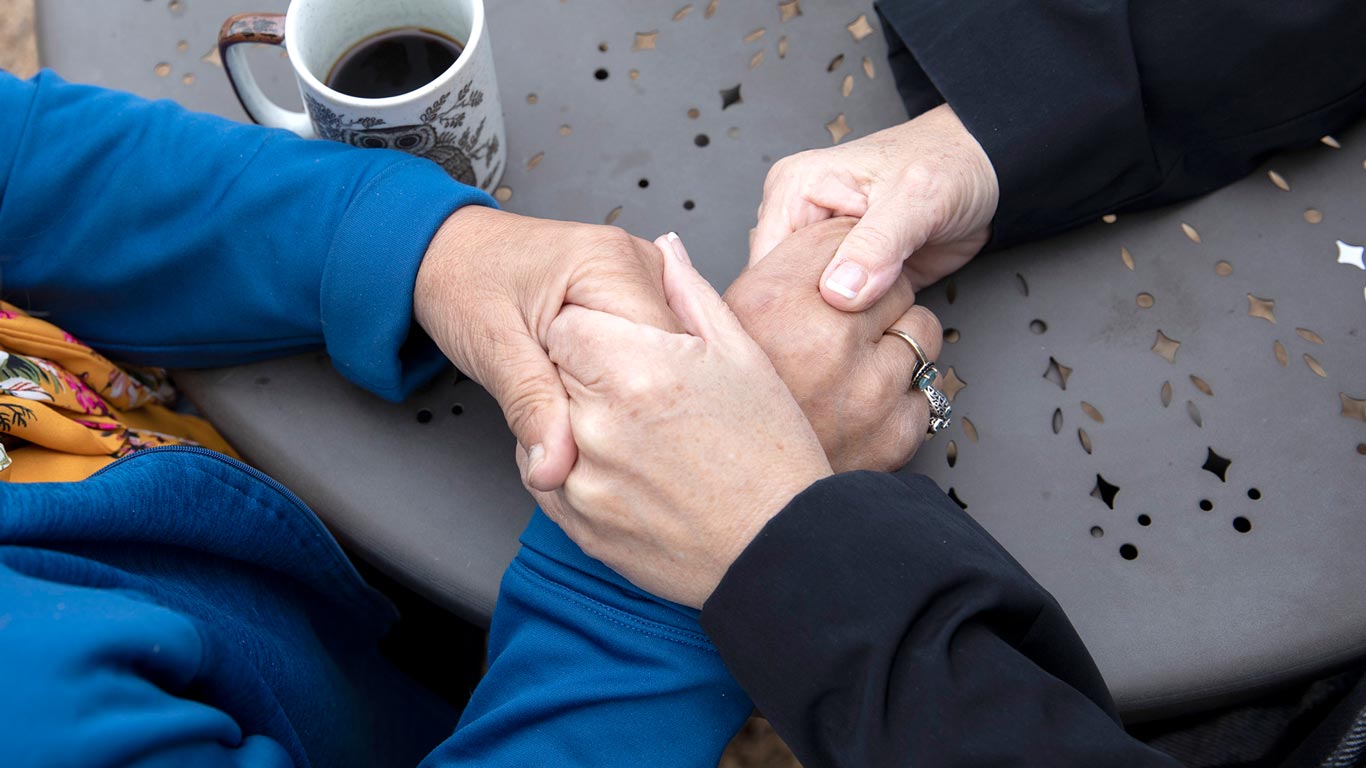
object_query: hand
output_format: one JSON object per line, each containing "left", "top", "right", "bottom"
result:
{"left": 415, "top": 207, "right": 682, "bottom": 491}
{"left": 751, "top": 104, "right": 998, "bottom": 311}
{"left": 726, "top": 218, "right": 943, "bottom": 472}
{"left": 524, "top": 233, "right": 833, "bottom": 608}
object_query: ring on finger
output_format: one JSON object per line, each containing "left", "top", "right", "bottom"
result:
{"left": 882, "top": 328, "right": 939, "bottom": 391}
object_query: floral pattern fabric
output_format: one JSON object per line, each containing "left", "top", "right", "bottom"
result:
{"left": 0, "top": 301, "right": 237, "bottom": 482}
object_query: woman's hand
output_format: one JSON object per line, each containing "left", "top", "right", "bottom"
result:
{"left": 524, "top": 233, "right": 832, "bottom": 609}
{"left": 751, "top": 104, "right": 998, "bottom": 311}
{"left": 727, "top": 218, "right": 943, "bottom": 473}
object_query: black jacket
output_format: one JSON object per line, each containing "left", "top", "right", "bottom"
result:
{"left": 701, "top": 3, "right": 1366, "bottom": 765}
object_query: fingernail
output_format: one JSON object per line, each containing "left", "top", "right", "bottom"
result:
{"left": 525, "top": 444, "right": 545, "bottom": 480}
{"left": 826, "top": 261, "right": 867, "bottom": 300}
{"left": 665, "top": 231, "right": 691, "bottom": 265}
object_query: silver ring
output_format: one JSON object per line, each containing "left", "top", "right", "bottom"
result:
{"left": 922, "top": 384, "right": 952, "bottom": 438}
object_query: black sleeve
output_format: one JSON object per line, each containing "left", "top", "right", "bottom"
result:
{"left": 701, "top": 472, "right": 1181, "bottom": 767}
{"left": 872, "top": 0, "right": 1366, "bottom": 247}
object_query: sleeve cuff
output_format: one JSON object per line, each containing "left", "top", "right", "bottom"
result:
{"left": 320, "top": 158, "right": 496, "bottom": 401}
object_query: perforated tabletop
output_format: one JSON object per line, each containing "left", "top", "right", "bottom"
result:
{"left": 37, "top": 0, "right": 1366, "bottom": 720}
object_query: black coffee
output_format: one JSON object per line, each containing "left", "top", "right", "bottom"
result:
{"left": 327, "top": 27, "right": 463, "bottom": 99}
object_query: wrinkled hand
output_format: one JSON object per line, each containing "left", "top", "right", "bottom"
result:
{"left": 415, "top": 207, "right": 682, "bottom": 491}
{"left": 726, "top": 218, "right": 943, "bottom": 472}
{"left": 524, "top": 233, "right": 833, "bottom": 608}
{"left": 751, "top": 104, "right": 998, "bottom": 311}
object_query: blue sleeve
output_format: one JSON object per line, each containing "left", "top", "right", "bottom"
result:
{"left": 0, "top": 70, "right": 495, "bottom": 401}
{"left": 421, "top": 511, "right": 754, "bottom": 767}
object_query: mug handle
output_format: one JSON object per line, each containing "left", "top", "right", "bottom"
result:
{"left": 218, "top": 13, "right": 315, "bottom": 137}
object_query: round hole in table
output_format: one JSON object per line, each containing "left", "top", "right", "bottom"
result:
{"left": 1233, "top": 516, "right": 1253, "bottom": 533}
{"left": 1199, "top": 499, "right": 1213, "bottom": 511}
{"left": 594, "top": 68, "right": 609, "bottom": 81}
{"left": 416, "top": 409, "right": 433, "bottom": 424}
{"left": 451, "top": 403, "right": 464, "bottom": 416}
{"left": 1247, "top": 488, "right": 1262, "bottom": 500}
{"left": 1119, "top": 544, "right": 1139, "bottom": 560}
{"left": 1137, "top": 514, "right": 1152, "bottom": 527}
{"left": 694, "top": 134, "right": 710, "bottom": 147}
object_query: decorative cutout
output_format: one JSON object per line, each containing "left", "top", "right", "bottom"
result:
{"left": 1341, "top": 393, "right": 1366, "bottom": 422}
{"left": 1190, "top": 375, "right": 1213, "bottom": 396}
{"left": 1187, "top": 400, "right": 1203, "bottom": 428}
{"left": 604, "top": 206, "right": 622, "bottom": 225}
{"left": 1321, "top": 135, "right": 1341, "bottom": 149}
{"left": 847, "top": 14, "right": 875, "bottom": 41}
{"left": 694, "top": 133, "right": 710, "bottom": 147}
{"left": 1152, "top": 330, "right": 1180, "bottom": 363}
{"left": 1304, "top": 354, "right": 1327, "bottom": 378}
{"left": 1181, "top": 222, "right": 1201, "bottom": 243}
{"left": 201, "top": 46, "right": 223, "bottom": 68}
{"left": 861, "top": 57, "right": 875, "bottom": 79}
{"left": 1080, "top": 402, "right": 1104, "bottom": 423}
{"left": 1016, "top": 273, "right": 1029, "bottom": 296}
{"left": 526, "top": 152, "right": 544, "bottom": 170}
{"left": 1267, "top": 170, "right": 1290, "bottom": 191}
{"left": 1247, "top": 294, "right": 1276, "bottom": 323}
{"left": 946, "top": 440, "right": 957, "bottom": 468}
{"left": 744, "top": 27, "right": 765, "bottom": 43}
{"left": 673, "top": 4, "right": 694, "bottom": 21}
{"left": 492, "top": 186, "right": 512, "bottom": 203}
{"left": 1043, "top": 357, "right": 1073, "bottom": 390}
{"left": 559, "top": 124, "right": 572, "bottom": 136}
{"left": 841, "top": 74, "right": 853, "bottom": 97}
{"left": 177, "top": 40, "right": 189, "bottom": 53}
{"left": 1078, "top": 428, "right": 1093, "bottom": 455}
{"left": 727, "top": 127, "right": 740, "bottom": 139}
{"left": 1160, "top": 380, "right": 1172, "bottom": 407}
{"left": 638, "top": 178, "right": 650, "bottom": 188}
{"left": 1199, "top": 499, "right": 1213, "bottom": 511}
{"left": 629, "top": 69, "right": 640, "bottom": 80}
{"left": 632, "top": 31, "right": 659, "bottom": 51}
{"left": 826, "top": 114, "right": 851, "bottom": 144}
{"left": 749, "top": 50, "right": 764, "bottom": 69}
{"left": 939, "top": 368, "right": 966, "bottom": 401}
{"left": 168, "top": 0, "right": 183, "bottom": 13}
{"left": 1119, "top": 543, "right": 1138, "bottom": 560}
{"left": 687, "top": 107, "right": 700, "bottom": 119}
{"left": 778, "top": 36, "right": 788, "bottom": 58}
{"left": 1215, "top": 260, "right": 1233, "bottom": 276}
{"left": 720, "top": 84, "right": 742, "bottom": 109}
{"left": 1121, "top": 247, "right": 1135, "bottom": 271}
{"left": 598, "top": 42, "right": 609, "bottom": 53}
{"left": 1303, "top": 209, "right": 1323, "bottom": 225}
{"left": 1137, "top": 514, "right": 1152, "bottom": 527}
{"left": 1202, "top": 447, "right": 1231, "bottom": 482}
{"left": 778, "top": 0, "right": 802, "bottom": 22}
{"left": 451, "top": 403, "right": 464, "bottom": 416}
{"left": 943, "top": 328, "right": 960, "bottom": 344}
{"left": 1052, "top": 408, "right": 1063, "bottom": 434}
{"left": 181, "top": 73, "right": 195, "bottom": 86}
{"left": 1274, "top": 340, "right": 1288, "bottom": 367}
{"left": 416, "top": 408, "right": 433, "bottom": 424}
{"left": 947, "top": 487, "right": 967, "bottom": 510}
{"left": 945, "top": 278, "right": 957, "bottom": 303}
{"left": 961, "top": 417, "right": 978, "bottom": 443}
{"left": 526, "top": 93, "right": 538, "bottom": 104}
{"left": 1029, "top": 319, "right": 1047, "bottom": 334}
{"left": 705, "top": 0, "right": 719, "bottom": 19}
{"left": 594, "top": 68, "right": 609, "bottom": 80}
{"left": 1091, "top": 474, "right": 1120, "bottom": 509}
{"left": 1248, "top": 488, "right": 1261, "bottom": 500}
{"left": 1091, "top": 526, "right": 1104, "bottom": 538}
{"left": 1233, "top": 517, "right": 1252, "bottom": 533}
{"left": 1336, "top": 240, "right": 1366, "bottom": 270}
{"left": 1136, "top": 292, "right": 1154, "bottom": 308}
{"left": 1102, "top": 214, "right": 1117, "bottom": 224}
{"left": 827, "top": 54, "right": 844, "bottom": 72}
{"left": 154, "top": 62, "right": 171, "bottom": 77}
{"left": 682, "top": 200, "right": 696, "bottom": 210}
{"left": 1296, "top": 328, "right": 1325, "bottom": 345}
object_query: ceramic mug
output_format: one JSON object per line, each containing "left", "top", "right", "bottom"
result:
{"left": 219, "top": 0, "right": 504, "bottom": 190}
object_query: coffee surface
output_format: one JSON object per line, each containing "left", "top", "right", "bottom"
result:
{"left": 327, "top": 27, "right": 462, "bottom": 99}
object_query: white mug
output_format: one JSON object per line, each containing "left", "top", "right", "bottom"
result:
{"left": 219, "top": 0, "right": 505, "bottom": 190}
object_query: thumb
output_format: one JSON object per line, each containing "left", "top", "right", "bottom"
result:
{"left": 485, "top": 323, "right": 577, "bottom": 492}
{"left": 656, "top": 232, "right": 748, "bottom": 343}
{"left": 819, "top": 198, "right": 930, "bottom": 312}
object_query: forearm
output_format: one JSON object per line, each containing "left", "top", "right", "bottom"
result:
{"left": 422, "top": 511, "right": 753, "bottom": 767}
{"left": 702, "top": 471, "right": 1179, "bottom": 767}
{"left": 0, "top": 70, "right": 494, "bottom": 400}
{"left": 875, "top": 0, "right": 1366, "bottom": 246}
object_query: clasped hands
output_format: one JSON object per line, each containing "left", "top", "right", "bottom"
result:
{"left": 414, "top": 104, "right": 997, "bottom": 608}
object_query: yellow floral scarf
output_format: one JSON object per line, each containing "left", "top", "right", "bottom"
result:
{"left": 0, "top": 301, "right": 237, "bottom": 482}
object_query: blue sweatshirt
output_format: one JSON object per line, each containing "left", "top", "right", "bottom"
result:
{"left": 0, "top": 70, "right": 750, "bottom": 766}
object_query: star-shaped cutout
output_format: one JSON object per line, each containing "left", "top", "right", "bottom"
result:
{"left": 1151, "top": 330, "right": 1180, "bottom": 363}
{"left": 1043, "top": 356, "right": 1073, "bottom": 389}
{"left": 778, "top": 0, "right": 802, "bottom": 22}
{"left": 1247, "top": 294, "right": 1276, "bottom": 323}
{"left": 720, "top": 84, "right": 742, "bottom": 110}
{"left": 826, "top": 114, "right": 851, "bottom": 144}
{"left": 938, "top": 367, "right": 966, "bottom": 400}
{"left": 633, "top": 31, "right": 659, "bottom": 51}
{"left": 1337, "top": 240, "right": 1365, "bottom": 270}
{"left": 847, "top": 14, "right": 875, "bottom": 41}
{"left": 201, "top": 46, "right": 222, "bottom": 68}
{"left": 1341, "top": 393, "right": 1366, "bottom": 423}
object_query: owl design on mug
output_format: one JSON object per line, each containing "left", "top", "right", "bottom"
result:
{"left": 305, "top": 85, "right": 499, "bottom": 189}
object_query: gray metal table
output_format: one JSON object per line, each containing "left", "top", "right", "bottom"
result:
{"left": 39, "top": 0, "right": 1366, "bottom": 721}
